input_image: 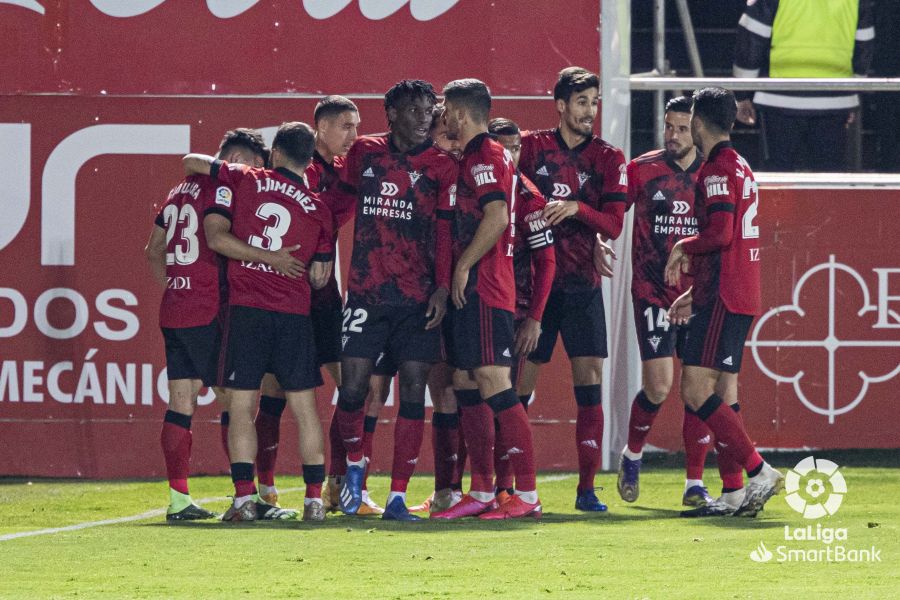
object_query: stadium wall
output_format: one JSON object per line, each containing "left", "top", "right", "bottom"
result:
{"left": 1, "top": 2, "right": 897, "bottom": 478}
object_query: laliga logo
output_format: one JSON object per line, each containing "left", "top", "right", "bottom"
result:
{"left": 746, "top": 255, "right": 900, "bottom": 423}
{"left": 784, "top": 456, "right": 846, "bottom": 519}
{"left": 2, "top": 0, "right": 459, "bottom": 20}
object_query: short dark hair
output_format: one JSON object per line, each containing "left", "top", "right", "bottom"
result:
{"left": 314, "top": 95, "right": 358, "bottom": 124}
{"left": 384, "top": 79, "right": 437, "bottom": 113}
{"left": 272, "top": 121, "right": 316, "bottom": 166}
{"left": 443, "top": 78, "right": 492, "bottom": 124}
{"left": 665, "top": 95, "right": 693, "bottom": 114}
{"left": 692, "top": 87, "right": 737, "bottom": 133}
{"left": 488, "top": 117, "right": 520, "bottom": 137}
{"left": 218, "top": 128, "right": 268, "bottom": 161}
{"left": 553, "top": 66, "right": 599, "bottom": 102}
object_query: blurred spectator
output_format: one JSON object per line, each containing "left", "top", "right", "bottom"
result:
{"left": 732, "top": 0, "right": 874, "bottom": 171}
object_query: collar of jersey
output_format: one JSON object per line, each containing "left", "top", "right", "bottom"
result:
{"left": 707, "top": 140, "right": 733, "bottom": 161}
{"left": 554, "top": 128, "right": 593, "bottom": 154}
{"left": 388, "top": 134, "right": 433, "bottom": 156}
{"left": 665, "top": 150, "right": 704, "bottom": 174}
{"left": 313, "top": 150, "right": 336, "bottom": 174}
{"left": 274, "top": 166, "right": 307, "bottom": 186}
{"left": 462, "top": 131, "right": 495, "bottom": 156}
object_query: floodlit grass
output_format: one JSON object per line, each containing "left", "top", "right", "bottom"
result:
{"left": 0, "top": 465, "right": 897, "bottom": 599}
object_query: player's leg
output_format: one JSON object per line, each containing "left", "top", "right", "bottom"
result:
{"left": 709, "top": 373, "right": 744, "bottom": 504}
{"left": 559, "top": 289, "right": 608, "bottom": 512}
{"left": 160, "top": 324, "right": 219, "bottom": 521}
{"left": 358, "top": 368, "right": 393, "bottom": 515}
{"left": 679, "top": 300, "right": 782, "bottom": 517}
{"left": 422, "top": 361, "right": 461, "bottom": 513}
{"left": 285, "top": 388, "right": 327, "bottom": 522}
{"left": 215, "top": 386, "right": 231, "bottom": 463}
{"left": 223, "top": 388, "right": 262, "bottom": 521}
{"left": 256, "top": 373, "right": 286, "bottom": 505}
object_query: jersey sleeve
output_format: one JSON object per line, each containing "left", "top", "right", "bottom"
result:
{"left": 626, "top": 159, "right": 640, "bottom": 208}
{"left": 471, "top": 145, "right": 511, "bottom": 208}
{"left": 733, "top": 0, "right": 778, "bottom": 98}
{"left": 312, "top": 200, "right": 335, "bottom": 262}
{"left": 209, "top": 160, "right": 250, "bottom": 188}
{"left": 573, "top": 147, "right": 628, "bottom": 239}
{"left": 153, "top": 200, "right": 167, "bottom": 228}
{"left": 518, "top": 132, "right": 537, "bottom": 179}
{"left": 681, "top": 165, "right": 736, "bottom": 255}
{"left": 201, "top": 179, "right": 236, "bottom": 221}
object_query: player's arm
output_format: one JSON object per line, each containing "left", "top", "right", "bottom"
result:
{"left": 853, "top": 0, "right": 875, "bottom": 76}
{"left": 515, "top": 243, "right": 555, "bottom": 356}
{"left": 144, "top": 224, "right": 167, "bottom": 288}
{"left": 203, "top": 213, "right": 305, "bottom": 278}
{"left": 667, "top": 286, "right": 693, "bottom": 326}
{"left": 183, "top": 153, "right": 216, "bottom": 177}
{"left": 544, "top": 153, "right": 628, "bottom": 239}
{"left": 592, "top": 234, "right": 617, "bottom": 278}
{"left": 733, "top": 0, "right": 777, "bottom": 122}
{"left": 451, "top": 199, "right": 509, "bottom": 309}
{"left": 309, "top": 204, "right": 335, "bottom": 290}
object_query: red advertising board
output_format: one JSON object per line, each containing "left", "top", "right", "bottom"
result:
{"left": 2, "top": 0, "right": 599, "bottom": 95}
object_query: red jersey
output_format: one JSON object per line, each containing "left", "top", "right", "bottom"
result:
{"left": 453, "top": 133, "right": 517, "bottom": 313}
{"left": 513, "top": 174, "right": 555, "bottom": 322}
{"left": 629, "top": 149, "right": 701, "bottom": 307}
{"left": 327, "top": 134, "right": 457, "bottom": 307}
{"left": 208, "top": 161, "right": 334, "bottom": 316}
{"left": 682, "top": 142, "right": 761, "bottom": 315}
{"left": 154, "top": 175, "right": 226, "bottom": 328}
{"left": 306, "top": 151, "right": 346, "bottom": 308}
{"left": 519, "top": 129, "right": 628, "bottom": 292}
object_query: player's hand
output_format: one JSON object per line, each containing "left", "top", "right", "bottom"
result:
{"left": 664, "top": 242, "right": 690, "bottom": 287}
{"left": 593, "top": 235, "right": 617, "bottom": 278}
{"left": 667, "top": 289, "right": 693, "bottom": 325}
{"left": 425, "top": 287, "right": 449, "bottom": 330}
{"left": 451, "top": 267, "right": 469, "bottom": 309}
{"left": 514, "top": 317, "right": 542, "bottom": 357}
{"left": 736, "top": 99, "right": 756, "bottom": 126}
{"left": 543, "top": 200, "right": 579, "bottom": 226}
{"left": 267, "top": 244, "right": 305, "bottom": 278}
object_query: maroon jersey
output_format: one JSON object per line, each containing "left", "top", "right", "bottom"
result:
{"left": 333, "top": 134, "right": 457, "bottom": 307}
{"left": 682, "top": 142, "right": 761, "bottom": 315}
{"left": 629, "top": 149, "right": 701, "bottom": 307}
{"left": 154, "top": 175, "right": 226, "bottom": 328}
{"left": 513, "top": 174, "right": 554, "bottom": 321}
{"left": 306, "top": 151, "right": 346, "bottom": 308}
{"left": 453, "top": 133, "right": 517, "bottom": 313}
{"left": 519, "top": 129, "right": 628, "bottom": 292}
{"left": 208, "top": 161, "right": 334, "bottom": 316}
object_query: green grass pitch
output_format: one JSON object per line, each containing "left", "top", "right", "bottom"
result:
{"left": 1, "top": 463, "right": 897, "bottom": 599}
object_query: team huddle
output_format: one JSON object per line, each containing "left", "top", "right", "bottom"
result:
{"left": 146, "top": 67, "right": 785, "bottom": 523}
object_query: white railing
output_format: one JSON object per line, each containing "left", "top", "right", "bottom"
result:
{"left": 630, "top": 76, "right": 900, "bottom": 92}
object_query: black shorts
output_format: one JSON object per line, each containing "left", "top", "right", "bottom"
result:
{"left": 219, "top": 305, "right": 323, "bottom": 391}
{"left": 680, "top": 297, "right": 754, "bottom": 374}
{"left": 373, "top": 351, "right": 399, "bottom": 377}
{"left": 633, "top": 299, "right": 686, "bottom": 361}
{"left": 444, "top": 293, "right": 515, "bottom": 371}
{"left": 162, "top": 321, "right": 221, "bottom": 387}
{"left": 311, "top": 301, "right": 342, "bottom": 366}
{"left": 340, "top": 299, "right": 443, "bottom": 365}
{"left": 530, "top": 288, "right": 607, "bottom": 363}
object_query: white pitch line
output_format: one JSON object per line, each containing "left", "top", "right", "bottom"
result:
{"left": 0, "top": 487, "right": 305, "bottom": 542}
{"left": 537, "top": 473, "right": 576, "bottom": 483}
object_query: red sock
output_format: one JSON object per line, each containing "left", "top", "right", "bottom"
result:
{"left": 303, "top": 464, "right": 325, "bottom": 499}
{"left": 328, "top": 408, "right": 347, "bottom": 477}
{"left": 432, "top": 412, "right": 459, "bottom": 491}
{"left": 335, "top": 399, "right": 365, "bottom": 463}
{"left": 493, "top": 416, "right": 514, "bottom": 491}
{"left": 219, "top": 411, "right": 231, "bottom": 463}
{"left": 626, "top": 390, "right": 660, "bottom": 454}
{"left": 390, "top": 403, "right": 425, "bottom": 493}
{"left": 489, "top": 390, "right": 536, "bottom": 493}
{"left": 255, "top": 396, "right": 285, "bottom": 487}
{"left": 716, "top": 403, "right": 745, "bottom": 489}
{"left": 683, "top": 406, "right": 712, "bottom": 481}
{"left": 362, "top": 415, "right": 377, "bottom": 490}
{"left": 452, "top": 423, "right": 468, "bottom": 489}
{"left": 574, "top": 385, "right": 603, "bottom": 493}
{"left": 697, "top": 395, "right": 762, "bottom": 475}
{"left": 231, "top": 462, "right": 256, "bottom": 498}
{"left": 161, "top": 410, "right": 192, "bottom": 495}
{"left": 457, "top": 389, "right": 494, "bottom": 493}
